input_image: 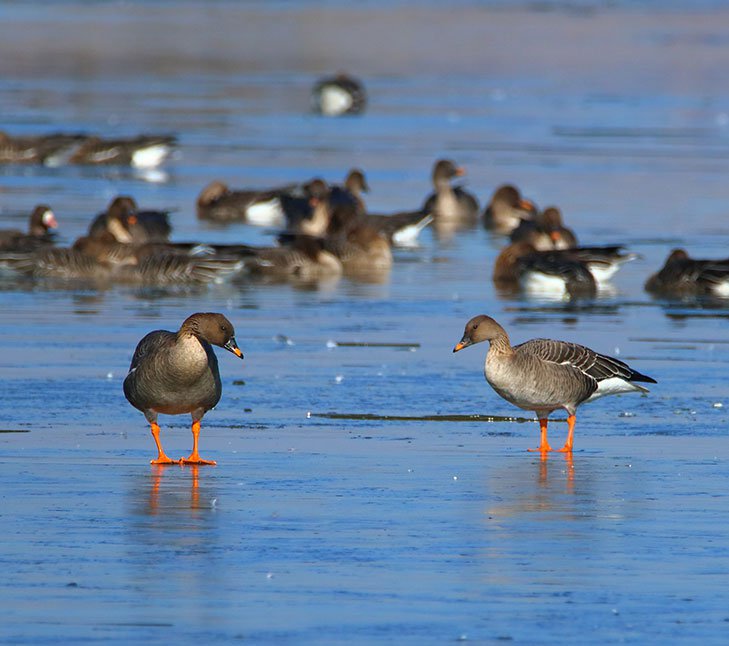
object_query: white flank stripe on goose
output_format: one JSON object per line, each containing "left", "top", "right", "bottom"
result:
{"left": 132, "top": 144, "right": 170, "bottom": 169}
{"left": 320, "top": 86, "right": 353, "bottom": 116}
{"left": 245, "top": 198, "right": 285, "bottom": 227}
{"left": 585, "top": 376, "right": 648, "bottom": 403}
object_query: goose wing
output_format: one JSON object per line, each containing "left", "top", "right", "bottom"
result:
{"left": 515, "top": 338, "right": 654, "bottom": 384}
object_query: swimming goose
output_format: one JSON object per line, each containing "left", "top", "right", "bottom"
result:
{"left": 1, "top": 233, "right": 243, "bottom": 285}
{"left": 196, "top": 180, "right": 297, "bottom": 226}
{"left": 312, "top": 73, "right": 367, "bottom": 116}
{"left": 242, "top": 234, "right": 343, "bottom": 283}
{"left": 645, "top": 249, "right": 729, "bottom": 298}
{"left": 482, "top": 185, "right": 537, "bottom": 235}
{"left": 123, "top": 312, "right": 243, "bottom": 465}
{"left": 493, "top": 241, "right": 595, "bottom": 298}
{"left": 0, "top": 131, "right": 86, "bottom": 165}
{"left": 66, "top": 134, "right": 176, "bottom": 168}
{"left": 453, "top": 315, "right": 656, "bottom": 452}
{"left": 422, "top": 159, "right": 480, "bottom": 235}
{"left": 332, "top": 168, "right": 368, "bottom": 214}
{"left": 494, "top": 241, "right": 636, "bottom": 298}
{"left": 88, "top": 196, "right": 171, "bottom": 243}
{"left": 510, "top": 206, "right": 578, "bottom": 250}
{"left": 0, "top": 205, "right": 58, "bottom": 252}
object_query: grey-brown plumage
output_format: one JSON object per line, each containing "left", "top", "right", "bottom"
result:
{"left": 196, "top": 180, "right": 296, "bottom": 225}
{"left": 0, "top": 240, "right": 243, "bottom": 285}
{"left": 645, "top": 248, "right": 729, "bottom": 298}
{"left": 510, "top": 206, "right": 578, "bottom": 250}
{"left": 453, "top": 315, "right": 655, "bottom": 452}
{"left": 66, "top": 134, "right": 176, "bottom": 168}
{"left": 482, "top": 184, "right": 537, "bottom": 235}
{"left": 423, "top": 159, "right": 480, "bottom": 236}
{"left": 123, "top": 312, "right": 243, "bottom": 465}
{"left": 88, "top": 196, "right": 171, "bottom": 243}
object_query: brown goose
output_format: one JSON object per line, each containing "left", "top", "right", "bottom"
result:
{"left": 453, "top": 315, "right": 656, "bottom": 452}
{"left": 645, "top": 249, "right": 729, "bottom": 298}
{"left": 242, "top": 234, "right": 343, "bottom": 283}
{"left": 88, "top": 196, "right": 171, "bottom": 243}
{"left": 123, "top": 313, "right": 243, "bottom": 465}
{"left": 494, "top": 241, "right": 636, "bottom": 298}
{"left": 66, "top": 135, "right": 176, "bottom": 168}
{"left": 422, "top": 159, "right": 480, "bottom": 236}
{"left": 482, "top": 184, "right": 537, "bottom": 235}
{"left": 196, "top": 180, "right": 297, "bottom": 226}
{"left": 0, "top": 205, "right": 58, "bottom": 252}
{"left": 510, "top": 206, "right": 578, "bottom": 250}
{"left": 2, "top": 228, "right": 243, "bottom": 285}
{"left": 0, "top": 131, "right": 85, "bottom": 165}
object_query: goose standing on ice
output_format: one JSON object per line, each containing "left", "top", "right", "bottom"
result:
{"left": 453, "top": 315, "right": 656, "bottom": 453}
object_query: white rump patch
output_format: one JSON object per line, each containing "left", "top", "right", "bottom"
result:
{"left": 319, "top": 86, "right": 353, "bottom": 116}
{"left": 521, "top": 271, "right": 568, "bottom": 299}
{"left": 132, "top": 144, "right": 171, "bottom": 169}
{"left": 585, "top": 377, "right": 648, "bottom": 402}
{"left": 711, "top": 279, "right": 729, "bottom": 297}
{"left": 245, "top": 198, "right": 285, "bottom": 227}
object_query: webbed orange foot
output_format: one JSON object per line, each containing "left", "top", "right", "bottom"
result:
{"left": 151, "top": 455, "right": 177, "bottom": 465}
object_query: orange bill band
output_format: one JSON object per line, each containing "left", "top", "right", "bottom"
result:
{"left": 453, "top": 342, "right": 465, "bottom": 352}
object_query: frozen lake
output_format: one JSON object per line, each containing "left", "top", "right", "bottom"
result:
{"left": 2, "top": 1, "right": 729, "bottom": 643}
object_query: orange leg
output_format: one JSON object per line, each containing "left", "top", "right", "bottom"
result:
{"left": 556, "top": 415, "right": 576, "bottom": 453}
{"left": 150, "top": 422, "right": 176, "bottom": 465}
{"left": 180, "top": 421, "right": 216, "bottom": 466}
{"left": 528, "top": 418, "right": 553, "bottom": 453}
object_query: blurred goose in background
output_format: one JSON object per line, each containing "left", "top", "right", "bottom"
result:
{"left": 196, "top": 180, "right": 297, "bottom": 226}
{"left": 0, "top": 244, "right": 243, "bottom": 285}
{"left": 423, "top": 159, "right": 480, "bottom": 237}
{"left": 645, "top": 248, "right": 729, "bottom": 298}
{"left": 494, "top": 241, "right": 637, "bottom": 299}
{"left": 65, "top": 134, "right": 176, "bottom": 168}
{"left": 0, "top": 205, "right": 58, "bottom": 252}
{"left": 312, "top": 73, "right": 367, "bottom": 116}
{"left": 243, "top": 233, "right": 343, "bottom": 283}
{"left": 0, "top": 131, "right": 176, "bottom": 167}
{"left": 0, "top": 131, "right": 87, "bottom": 165}
{"left": 330, "top": 168, "right": 368, "bottom": 214}
{"left": 123, "top": 312, "right": 243, "bottom": 465}
{"left": 88, "top": 196, "right": 171, "bottom": 243}
{"left": 493, "top": 241, "right": 596, "bottom": 299}
{"left": 510, "top": 206, "right": 578, "bottom": 250}
{"left": 1, "top": 212, "right": 243, "bottom": 285}
{"left": 453, "top": 314, "right": 656, "bottom": 452}
{"left": 482, "top": 184, "right": 537, "bottom": 235}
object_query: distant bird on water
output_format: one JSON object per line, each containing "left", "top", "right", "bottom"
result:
{"left": 0, "top": 205, "right": 58, "bottom": 252}
{"left": 645, "top": 248, "right": 729, "bottom": 298}
{"left": 123, "top": 313, "right": 244, "bottom": 465}
{"left": 453, "top": 315, "right": 655, "bottom": 453}
{"left": 312, "top": 73, "right": 367, "bottom": 116}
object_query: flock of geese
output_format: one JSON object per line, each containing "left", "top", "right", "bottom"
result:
{"left": 0, "top": 124, "right": 722, "bottom": 459}
{"left": 2, "top": 152, "right": 728, "bottom": 298}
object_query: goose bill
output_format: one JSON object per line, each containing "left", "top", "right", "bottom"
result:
{"left": 224, "top": 337, "right": 244, "bottom": 359}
